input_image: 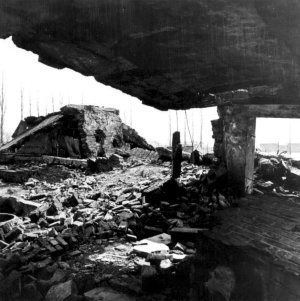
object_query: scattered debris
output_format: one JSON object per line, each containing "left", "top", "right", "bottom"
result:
{"left": 0, "top": 116, "right": 244, "bottom": 300}
{"left": 0, "top": 149, "right": 229, "bottom": 300}
{"left": 254, "top": 152, "right": 300, "bottom": 196}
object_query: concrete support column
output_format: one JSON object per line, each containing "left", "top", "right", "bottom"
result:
{"left": 216, "top": 105, "right": 256, "bottom": 196}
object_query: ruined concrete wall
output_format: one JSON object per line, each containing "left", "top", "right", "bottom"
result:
{"left": 6, "top": 105, "right": 153, "bottom": 160}
{"left": 61, "top": 105, "right": 124, "bottom": 158}
{"left": 17, "top": 132, "right": 54, "bottom": 155}
{"left": 16, "top": 125, "right": 81, "bottom": 158}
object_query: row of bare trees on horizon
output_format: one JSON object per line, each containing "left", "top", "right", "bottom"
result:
{"left": 0, "top": 75, "right": 73, "bottom": 146}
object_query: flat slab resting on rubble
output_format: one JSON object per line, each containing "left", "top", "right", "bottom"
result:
{"left": 199, "top": 194, "right": 300, "bottom": 300}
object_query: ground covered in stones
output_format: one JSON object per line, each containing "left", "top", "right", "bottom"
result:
{"left": 0, "top": 153, "right": 229, "bottom": 301}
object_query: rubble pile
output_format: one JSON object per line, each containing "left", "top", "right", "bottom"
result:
{"left": 0, "top": 151, "right": 230, "bottom": 301}
{"left": 254, "top": 152, "right": 300, "bottom": 196}
{"left": 0, "top": 105, "right": 154, "bottom": 163}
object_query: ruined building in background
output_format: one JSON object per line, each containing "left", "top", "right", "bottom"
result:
{"left": 0, "top": 105, "right": 154, "bottom": 160}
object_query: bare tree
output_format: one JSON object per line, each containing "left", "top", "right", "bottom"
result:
{"left": 0, "top": 76, "right": 6, "bottom": 145}
{"left": 59, "top": 96, "right": 63, "bottom": 108}
{"left": 52, "top": 97, "right": 55, "bottom": 112}
{"left": 168, "top": 111, "right": 172, "bottom": 147}
{"left": 20, "top": 88, "right": 24, "bottom": 120}
{"left": 184, "top": 110, "right": 194, "bottom": 151}
{"left": 45, "top": 101, "right": 48, "bottom": 115}
{"left": 36, "top": 99, "right": 40, "bottom": 117}
{"left": 183, "top": 111, "right": 186, "bottom": 146}
{"left": 199, "top": 109, "right": 203, "bottom": 150}
{"left": 29, "top": 97, "right": 32, "bottom": 116}
{"left": 191, "top": 109, "right": 194, "bottom": 147}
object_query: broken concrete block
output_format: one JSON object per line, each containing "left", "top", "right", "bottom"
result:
{"left": 159, "top": 258, "right": 173, "bottom": 270}
{"left": 186, "top": 248, "right": 196, "bottom": 255}
{"left": 170, "top": 227, "right": 208, "bottom": 242}
{"left": 146, "top": 233, "right": 171, "bottom": 245}
{"left": 0, "top": 239, "right": 9, "bottom": 249}
{"left": 95, "top": 157, "right": 113, "bottom": 172}
{"left": 173, "top": 242, "right": 187, "bottom": 252}
{"left": 171, "top": 253, "right": 187, "bottom": 263}
{"left": 104, "top": 212, "right": 113, "bottom": 221}
{"left": 0, "top": 195, "right": 40, "bottom": 216}
{"left": 64, "top": 194, "right": 79, "bottom": 207}
{"left": 29, "top": 203, "right": 50, "bottom": 223}
{"left": 50, "top": 269, "right": 69, "bottom": 284}
{"left": 109, "top": 154, "right": 124, "bottom": 166}
{"left": 45, "top": 280, "right": 78, "bottom": 301}
{"left": 72, "top": 221, "right": 83, "bottom": 228}
{"left": 84, "top": 287, "right": 136, "bottom": 301}
{"left": 69, "top": 250, "right": 81, "bottom": 257}
{"left": 133, "top": 239, "right": 169, "bottom": 258}
{"left": 14, "top": 199, "right": 41, "bottom": 216}
{"left": 5, "top": 226, "right": 23, "bottom": 243}
{"left": 147, "top": 253, "right": 173, "bottom": 265}
{"left": 56, "top": 236, "right": 68, "bottom": 248}
{"left": 126, "top": 234, "right": 137, "bottom": 242}
{"left": 37, "top": 218, "right": 49, "bottom": 228}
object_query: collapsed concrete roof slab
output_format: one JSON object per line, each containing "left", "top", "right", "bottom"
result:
{"left": 0, "top": 105, "right": 154, "bottom": 159}
{"left": 1, "top": 1, "right": 300, "bottom": 110}
{"left": 0, "top": 114, "right": 63, "bottom": 153}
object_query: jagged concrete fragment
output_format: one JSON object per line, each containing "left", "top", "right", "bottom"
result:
{"left": 45, "top": 280, "right": 78, "bottom": 301}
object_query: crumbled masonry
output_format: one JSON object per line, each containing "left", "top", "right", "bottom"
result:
{"left": 0, "top": 145, "right": 232, "bottom": 301}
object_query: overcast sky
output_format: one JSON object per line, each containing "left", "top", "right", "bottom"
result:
{"left": 0, "top": 37, "right": 299, "bottom": 148}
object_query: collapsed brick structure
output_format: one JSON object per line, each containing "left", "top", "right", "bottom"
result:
{"left": 0, "top": 105, "right": 154, "bottom": 160}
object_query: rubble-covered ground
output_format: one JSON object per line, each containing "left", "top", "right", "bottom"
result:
{"left": 0, "top": 151, "right": 230, "bottom": 301}
{"left": 1, "top": 148, "right": 300, "bottom": 301}
{"left": 254, "top": 152, "right": 300, "bottom": 197}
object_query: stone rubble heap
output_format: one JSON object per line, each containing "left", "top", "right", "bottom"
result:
{"left": 254, "top": 152, "right": 300, "bottom": 196}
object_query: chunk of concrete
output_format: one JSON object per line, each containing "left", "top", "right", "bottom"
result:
{"left": 133, "top": 239, "right": 169, "bottom": 258}
{"left": 0, "top": 195, "right": 40, "bottom": 216}
{"left": 146, "top": 233, "right": 171, "bottom": 245}
{"left": 45, "top": 279, "right": 78, "bottom": 301}
{"left": 84, "top": 287, "right": 136, "bottom": 301}
{"left": 15, "top": 199, "right": 41, "bottom": 216}
{"left": 170, "top": 227, "right": 208, "bottom": 242}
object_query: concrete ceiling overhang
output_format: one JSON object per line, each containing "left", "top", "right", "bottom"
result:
{"left": 1, "top": 0, "right": 300, "bottom": 110}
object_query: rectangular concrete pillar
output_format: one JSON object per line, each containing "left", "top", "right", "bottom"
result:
{"left": 244, "top": 117, "right": 256, "bottom": 194}
{"left": 221, "top": 106, "right": 256, "bottom": 196}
